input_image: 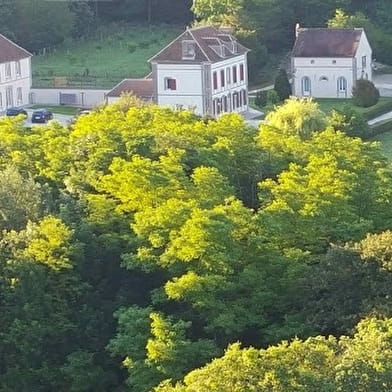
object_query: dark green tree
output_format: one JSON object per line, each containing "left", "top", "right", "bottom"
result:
{"left": 274, "top": 68, "right": 292, "bottom": 101}
{"left": 352, "top": 79, "right": 380, "bottom": 108}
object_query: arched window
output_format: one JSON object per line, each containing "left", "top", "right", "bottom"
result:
{"left": 319, "top": 76, "right": 328, "bottom": 82}
{"left": 301, "top": 76, "right": 311, "bottom": 95}
{"left": 337, "top": 77, "right": 347, "bottom": 92}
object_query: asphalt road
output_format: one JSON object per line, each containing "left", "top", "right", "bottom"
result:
{"left": 23, "top": 109, "right": 73, "bottom": 127}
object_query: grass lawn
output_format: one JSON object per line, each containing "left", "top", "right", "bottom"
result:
{"left": 316, "top": 97, "right": 392, "bottom": 116}
{"left": 372, "top": 129, "right": 392, "bottom": 160}
{"left": 30, "top": 105, "right": 80, "bottom": 115}
{"left": 32, "top": 24, "right": 182, "bottom": 88}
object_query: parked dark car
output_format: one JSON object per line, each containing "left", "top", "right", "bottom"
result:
{"left": 31, "top": 108, "right": 53, "bottom": 123}
{"left": 6, "top": 107, "right": 27, "bottom": 117}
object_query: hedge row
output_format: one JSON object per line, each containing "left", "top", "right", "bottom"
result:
{"left": 361, "top": 100, "right": 392, "bottom": 121}
{"left": 368, "top": 118, "right": 392, "bottom": 138}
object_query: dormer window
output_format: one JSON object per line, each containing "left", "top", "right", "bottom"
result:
{"left": 182, "top": 40, "right": 196, "bottom": 60}
{"left": 231, "top": 41, "right": 238, "bottom": 54}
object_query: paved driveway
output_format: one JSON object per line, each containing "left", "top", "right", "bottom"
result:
{"left": 24, "top": 109, "right": 73, "bottom": 127}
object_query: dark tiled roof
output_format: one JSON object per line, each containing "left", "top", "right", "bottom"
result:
{"left": 149, "top": 25, "right": 248, "bottom": 64}
{"left": 0, "top": 34, "right": 31, "bottom": 63}
{"left": 292, "top": 28, "right": 363, "bottom": 57}
{"left": 107, "top": 78, "right": 153, "bottom": 98}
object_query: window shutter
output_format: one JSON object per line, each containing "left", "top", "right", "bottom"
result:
{"left": 213, "top": 72, "right": 218, "bottom": 90}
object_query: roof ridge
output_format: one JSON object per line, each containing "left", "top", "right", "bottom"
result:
{"left": 0, "top": 34, "right": 32, "bottom": 57}
{"left": 188, "top": 28, "right": 212, "bottom": 62}
{"left": 188, "top": 24, "right": 215, "bottom": 31}
{"left": 148, "top": 30, "right": 189, "bottom": 63}
{"left": 299, "top": 27, "right": 363, "bottom": 31}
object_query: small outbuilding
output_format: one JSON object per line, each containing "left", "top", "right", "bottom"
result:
{"left": 291, "top": 25, "right": 372, "bottom": 98}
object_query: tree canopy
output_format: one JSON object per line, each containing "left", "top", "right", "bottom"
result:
{"left": 2, "top": 95, "right": 392, "bottom": 390}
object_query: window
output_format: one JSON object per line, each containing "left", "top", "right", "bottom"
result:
{"left": 6, "top": 86, "right": 13, "bottom": 107}
{"left": 17, "top": 87, "right": 22, "bottom": 104}
{"left": 232, "top": 92, "right": 239, "bottom": 109}
{"left": 310, "top": 60, "right": 315, "bottom": 64}
{"left": 240, "top": 64, "right": 244, "bottom": 81}
{"left": 332, "top": 60, "right": 337, "bottom": 64}
{"left": 362, "top": 55, "right": 366, "bottom": 69}
{"left": 5, "top": 63, "right": 11, "bottom": 79}
{"left": 319, "top": 76, "right": 328, "bottom": 81}
{"left": 301, "top": 76, "right": 311, "bottom": 95}
{"left": 214, "top": 98, "right": 222, "bottom": 116}
{"left": 223, "top": 96, "right": 228, "bottom": 112}
{"left": 232, "top": 66, "right": 237, "bottom": 83}
{"left": 337, "top": 76, "right": 347, "bottom": 92}
{"left": 226, "top": 68, "right": 231, "bottom": 84}
{"left": 242, "top": 90, "right": 247, "bottom": 106}
{"left": 164, "top": 77, "right": 177, "bottom": 90}
{"left": 15, "top": 61, "right": 21, "bottom": 77}
{"left": 213, "top": 71, "right": 218, "bottom": 90}
{"left": 182, "top": 40, "right": 196, "bottom": 60}
{"left": 221, "top": 69, "right": 225, "bottom": 88}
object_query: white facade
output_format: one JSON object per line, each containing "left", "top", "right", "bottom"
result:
{"left": 0, "top": 57, "right": 31, "bottom": 112}
{"left": 210, "top": 54, "right": 248, "bottom": 116}
{"left": 155, "top": 63, "right": 205, "bottom": 114}
{"left": 154, "top": 54, "right": 248, "bottom": 117}
{"left": 292, "top": 31, "right": 372, "bottom": 98}
{"left": 149, "top": 25, "right": 249, "bottom": 117}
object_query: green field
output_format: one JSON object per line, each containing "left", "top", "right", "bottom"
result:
{"left": 32, "top": 24, "right": 182, "bottom": 88}
{"left": 372, "top": 129, "right": 392, "bottom": 160}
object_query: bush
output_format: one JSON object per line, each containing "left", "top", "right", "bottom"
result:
{"left": 274, "top": 68, "right": 291, "bottom": 101}
{"left": 267, "top": 89, "right": 280, "bottom": 105}
{"left": 328, "top": 105, "right": 370, "bottom": 139}
{"left": 127, "top": 43, "right": 137, "bottom": 53}
{"left": 352, "top": 79, "right": 380, "bottom": 108}
{"left": 255, "top": 90, "right": 268, "bottom": 108}
{"left": 138, "top": 40, "right": 151, "bottom": 49}
{"left": 361, "top": 100, "right": 392, "bottom": 121}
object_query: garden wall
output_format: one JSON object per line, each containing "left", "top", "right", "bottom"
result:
{"left": 30, "top": 88, "right": 110, "bottom": 108}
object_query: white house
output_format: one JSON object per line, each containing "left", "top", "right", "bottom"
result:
{"left": 0, "top": 34, "right": 32, "bottom": 111}
{"left": 291, "top": 25, "right": 372, "bottom": 98}
{"left": 108, "top": 26, "right": 249, "bottom": 117}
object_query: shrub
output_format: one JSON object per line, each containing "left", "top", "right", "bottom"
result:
{"left": 361, "top": 100, "right": 392, "bottom": 121}
{"left": 255, "top": 90, "right": 268, "bottom": 108}
{"left": 352, "top": 79, "right": 380, "bottom": 108}
{"left": 127, "top": 43, "right": 137, "bottom": 53}
{"left": 274, "top": 68, "right": 291, "bottom": 101}
{"left": 138, "top": 40, "right": 151, "bottom": 49}
{"left": 267, "top": 89, "right": 280, "bottom": 105}
{"left": 328, "top": 105, "right": 370, "bottom": 139}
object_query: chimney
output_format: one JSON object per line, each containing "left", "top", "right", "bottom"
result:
{"left": 295, "top": 23, "right": 301, "bottom": 38}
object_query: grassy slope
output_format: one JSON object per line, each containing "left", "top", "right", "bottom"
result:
{"left": 32, "top": 24, "right": 182, "bottom": 88}
{"left": 371, "top": 128, "right": 392, "bottom": 160}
